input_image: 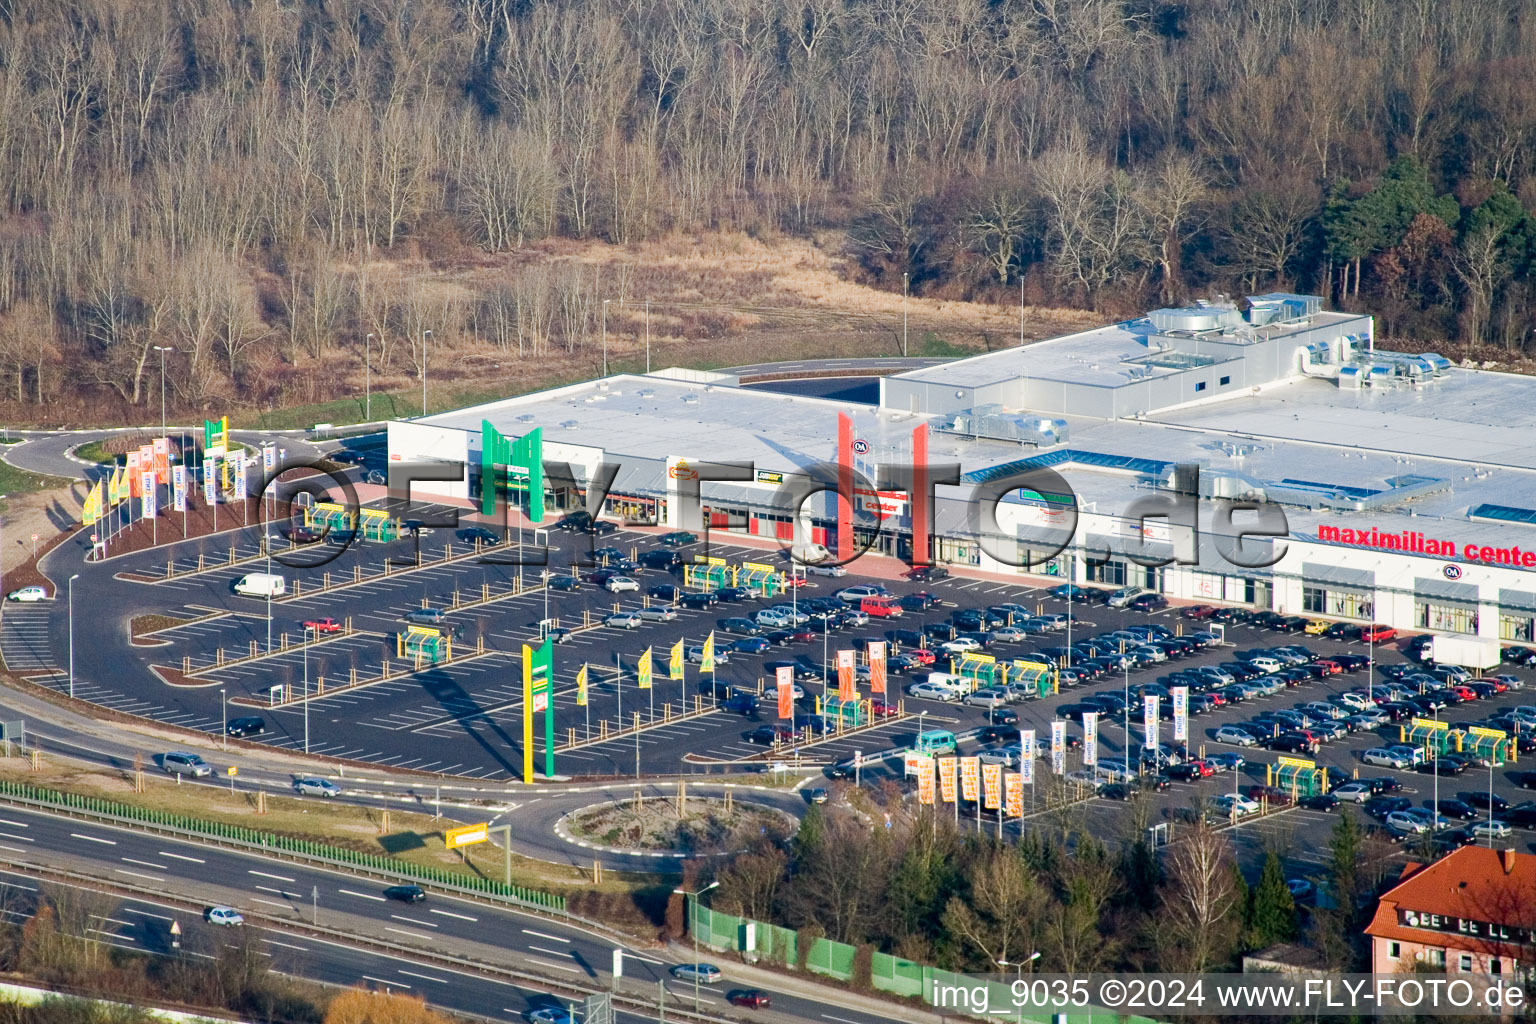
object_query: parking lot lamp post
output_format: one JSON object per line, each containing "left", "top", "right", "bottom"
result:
{"left": 421, "top": 329, "right": 432, "bottom": 416}
{"left": 365, "top": 334, "right": 375, "bottom": 422}
{"left": 601, "top": 300, "right": 610, "bottom": 377}
{"left": 220, "top": 688, "right": 226, "bottom": 750}
{"left": 153, "top": 346, "right": 174, "bottom": 437}
{"left": 303, "top": 626, "right": 312, "bottom": 753}
{"left": 265, "top": 528, "right": 273, "bottom": 654}
{"left": 67, "top": 574, "right": 79, "bottom": 699}
{"left": 672, "top": 881, "right": 719, "bottom": 1010}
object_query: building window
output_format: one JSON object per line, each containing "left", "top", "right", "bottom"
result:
{"left": 1388, "top": 942, "right": 1400, "bottom": 958}
{"left": 1459, "top": 954, "right": 1474, "bottom": 972}
{"left": 1195, "top": 382, "right": 1207, "bottom": 392}
{"left": 1492, "top": 958, "right": 1502, "bottom": 975}
{"left": 1418, "top": 601, "right": 1478, "bottom": 634}
{"left": 1220, "top": 375, "right": 1231, "bottom": 385}
{"left": 1302, "top": 586, "right": 1327, "bottom": 614}
{"left": 1428, "top": 949, "right": 1446, "bottom": 967}
{"left": 1500, "top": 613, "right": 1534, "bottom": 642}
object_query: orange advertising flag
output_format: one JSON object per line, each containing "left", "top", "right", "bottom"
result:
{"left": 153, "top": 437, "right": 170, "bottom": 475}
{"left": 776, "top": 666, "right": 794, "bottom": 719}
{"left": 1004, "top": 772, "right": 1024, "bottom": 816}
{"left": 982, "top": 762, "right": 1002, "bottom": 809}
{"left": 127, "top": 451, "right": 142, "bottom": 497}
{"left": 836, "top": 649, "right": 855, "bottom": 701}
{"left": 917, "top": 759, "right": 935, "bottom": 805}
{"left": 960, "top": 756, "right": 980, "bottom": 802}
{"left": 937, "top": 756, "right": 957, "bottom": 803}
{"left": 868, "top": 641, "right": 887, "bottom": 695}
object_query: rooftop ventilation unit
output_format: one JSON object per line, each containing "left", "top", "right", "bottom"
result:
{"left": 680, "top": 394, "right": 699, "bottom": 404}
{"left": 559, "top": 420, "right": 578, "bottom": 429}
{"left": 515, "top": 414, "right": 535, "bottom": 423}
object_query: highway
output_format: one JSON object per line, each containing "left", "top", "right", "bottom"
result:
{"left": 0, "top": 802, "right": 913, "bottom": 1024}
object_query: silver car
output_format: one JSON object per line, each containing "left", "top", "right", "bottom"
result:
{"left": 293, "top": 777, "right": 341, "bottom": 798}
{"left": 636, "top": 606, "right": 677, "bottom": 622}
{"left": 162, "top": 751, "right": 212, "bottom": 778}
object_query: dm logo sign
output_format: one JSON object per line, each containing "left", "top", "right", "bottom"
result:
{"left": 1443, "top": 563, "right": 1463, "bottom": 580}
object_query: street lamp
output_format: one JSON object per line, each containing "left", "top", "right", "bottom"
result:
{"left": 303, "top": 625, "right": 314, "bottom": 753}
{"left": 67, "top": 574, "right": 80, "bottom": 699}
{"left": 901, "top": 272, "right": 909, "bottom": 357}
{"left": 220, "top": 688, "right": 227, "bottom": 750}
{"left": 365, "top": 333, "right": 375, "bottom": 422}
{"left": 421, "top": 329, "right": 432, "bottom": 416}
{"left": 153, "top": 346, "right": 174, "bottom": 437}
{"left": 601, "top": 299, "right": 610, "bottom": 376}
{"left": 671, "top": 881, "right": 720, "bottom": 1009}
{"left": 995, "top": 951, "right": 1041, "bottom": 979}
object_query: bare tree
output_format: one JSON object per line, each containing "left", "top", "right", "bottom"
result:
{"left": 1160, "top": 822, "right": 1240, "bottom": 971}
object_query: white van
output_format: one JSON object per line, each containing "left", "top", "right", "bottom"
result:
{"left": 922, "top": 671, "right": 969, "bottom": 699}
{"left": 233, "top": 572, "right": 286, "bottom": 598}
{"left": 1246, "top": 655, "right": 1283, "bottom": 674}
{"left": 790, "top": 542, "right": 832, "bottom": 564}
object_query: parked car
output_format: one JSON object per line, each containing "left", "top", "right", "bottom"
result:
{"left": 547, "top": 575, "right": 581, "bottom": 592}
{"left": 1363, "top": 747, "right": 1413, "bottom": 770}
{"left": 603, "top": 612, "right": 642, "bottom": 629}
{"left": 302, "top": 616, "right": 343, "bottom": 634}
{"left": 5, "top": 586, "right": 47, "bottom": 602}
{"left": 636, "top": 606, "right": 677, "bottom": 623}
{"left": 658, "top": 531, "right": 698, "bottom": 546}
{"left": 226, "top": 716, "right": 266, "bottom": 738}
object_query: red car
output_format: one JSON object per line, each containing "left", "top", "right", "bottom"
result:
{"left": 1314, "top": 659, "right": 1342, "bottom": 675}
{"left": 1187, "top": 758, "right": 1214, "bottom": 777}
{"left": 907, "top": 648, "right": 937, "bottom": 666}
{"left": 729, "top": 991, "right": 771, "bottom": 1009}
{"left": 1181, "top": 605, "right": 1216, "bottom": 619}
{"left": 1360, "top": 624, "right": 1397, "bottom": 642}
{"left": 781, "top": 575, "right": 808, "bottom": 589}
{"left": 1474, "top": 677, "right": 1510, "bottom": 693}
{"left": 1246, "top": 784, "right": 1292, "bottom": 806}
{"left": 302, "top": 617, "right": 342, "bottom": 634}
{"left": 1449, "top": 685, "right": 1477, "bottom": 701}
{"left": 869, "top": 700, "right": 900, "bottom": 718}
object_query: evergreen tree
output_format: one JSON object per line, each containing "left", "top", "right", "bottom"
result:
{"left": 1246, "top": 851, "right": 1298, "bottom": 948}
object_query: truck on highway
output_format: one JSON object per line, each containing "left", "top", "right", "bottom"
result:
{"left": 1428, "top": 634, "right": 1499, "bottom": 671}
{"left": 233, "top": 572, "right": 286, "bottom": 598}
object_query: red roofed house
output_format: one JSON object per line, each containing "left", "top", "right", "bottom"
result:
{"left": 1366, "top": 846, "right": 1536, "bottom": 979}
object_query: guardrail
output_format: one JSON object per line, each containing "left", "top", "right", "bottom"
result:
{"left": 0, "top": 779, "right": 564, "bottom": 914}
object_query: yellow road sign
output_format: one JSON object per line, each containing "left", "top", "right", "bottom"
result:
{"left": 445, "top": 823, "right": 489, "bottom": 849}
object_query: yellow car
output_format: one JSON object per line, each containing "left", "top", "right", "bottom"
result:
{"left": 1303, "top": 619, "right": 1330, "bottom": 635}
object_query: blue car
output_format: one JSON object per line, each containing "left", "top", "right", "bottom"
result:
{"left": 732, "top": 637, "right": 772, "bottom": 654}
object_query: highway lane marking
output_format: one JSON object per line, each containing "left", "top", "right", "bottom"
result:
{"left": 338, "top": 888, "right": 386, "bottom": 902}
{"left": 250, "top": 898, "right": 294, "bottom": 910}
{"left": 0, "top": 833, "right": 32, "bottom": 843}
{"left": 822, "top": 1015, "right": 866, "bottom": 1023}
{"left": 389, "top": 915, "right": 438, "bottom": 928}
{"left": 264, "top": 938, "right": 309, "bottom": 952}
{"left": 528, "top": 945, "right": 569, "bottom": 957}
{"left": 254, "top": 886, "right": 302, "bottom": 898}
{"left": 0, "top": 819, "right": 29, "bottom": 828}
{"left": 121, "top": 857, "right": 166, "bottom": 870}
{"left": 114, "top": 869, "right": 165, "bottom": 883}
{"left": 159, "top": 851, "right": 205, "bottom": 863}
{"left": 622, "top": 952, "right": 665, "bottom": 964}
{"left": 249, "top": 870, "right": 296, "bottom": 882}
{"left": 384, "top": 927, "right": 434, "bottom": 941}
{"left": 121, "top": 907, "right": 172, "bottom": 921}
{"left": 428, "top": 908, "right": 477, "bottom": 922}
{"left": 362, "top": 975, "right": 410, "bottom": 988}
{"left": 521, "top": 929, "right": 571, "bottom": 943}
{"left": 524, "top": 957, "right": 580, "bottom": 974}
{"left": 70, "top": 833, "right": 116, "bottom": 845}
{"left": 397, "top": 969, "right": 448, "bottom": 984}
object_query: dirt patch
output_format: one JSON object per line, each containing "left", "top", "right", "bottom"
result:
{"left": 565, "top": 796, "right": 787, "bottom": 854}
{"left": 130, "top": 613, "right": 194, "bottom": 637}
{"left": 0, "top": 483, "right": 88, "bottom": 589}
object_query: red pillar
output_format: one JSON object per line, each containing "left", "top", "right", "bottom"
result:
{"left": 837, "top": 413, "right": 853, "bottom": 561}
{"left": 912, "top": 422, "right": 930, "bottom": 565}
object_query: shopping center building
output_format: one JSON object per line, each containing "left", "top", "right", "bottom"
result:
{"left": 388, "top": 292, "right": 1536, "bottom": 643}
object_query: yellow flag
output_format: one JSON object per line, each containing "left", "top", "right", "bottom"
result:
{"left": 638, "top": 648, "right": 652, "bottom": 689}
{"left": 701, "top": 632, "right": 715, "bottom": 673}
{"left": 108, "top": 465, "right": 123, "bottom": 505}
{"left": 81, "top": 480, "right": 103, "bottom": 525}
{"left": 669, "top": 639, "right": 684, "bottom": 680}
{"left": 576, "top": 665, "right": 588, "bottom": 707}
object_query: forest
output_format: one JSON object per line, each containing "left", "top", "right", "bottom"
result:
{"left": 2, "top": 0, "right": 1536, "bottom": 422}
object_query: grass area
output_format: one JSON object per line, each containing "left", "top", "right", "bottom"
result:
{"left": 0, "top": 757, "right": 663, "bottom": 904}
{"left": 0, "top": 462, "right": 73, "bottom": 509}
{"left": 129, "top": 613, "right": 194, "bottom": 637}
{"left": 917, "top": 331, "right": 972, "bottom": 357}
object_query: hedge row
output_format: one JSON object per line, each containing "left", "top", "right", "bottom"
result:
{"left": 0, "top": 779, "right": 564, "bottom": 911}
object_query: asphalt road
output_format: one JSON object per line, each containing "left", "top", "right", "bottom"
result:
{"left": 0, "top": 803, "right": 906, "bottom": 1024}
{"left": 1, "top": 428, "right": 325, "bottom": 482}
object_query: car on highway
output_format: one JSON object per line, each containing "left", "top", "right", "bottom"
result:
{"left": 603, "top": 576, "right": 639, "bottom": 593}
{"left": 5, "top": 586, "right": 46, "bottom": 602}
{"left": 527, "top": 1009, "right": 581, "bottom": 1024}
{"left": 671, "top": 964, "right": 723, "bottom": 984}
{"left": 162, "top": 751, "right": 212, "bottom": 778}
{"left": 384, "top": 884, "right": 427, "bottom": 903}
{"left": 226, "top": 716, "right": 266, "bottom": 738}
{"left": 302, "top": 617, "right": 342, "bottom": 634}
{"left": 293, "top": 777, "right": 341, "bottom": 798}
{"left": 204, "top": 906, "right": 244, "bottom": 926}
{"left": 603, "top": 612, "right": 642, "bottom": 629}
{"left": 728, "top": 991, "right": 772, "bottom": 1009}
